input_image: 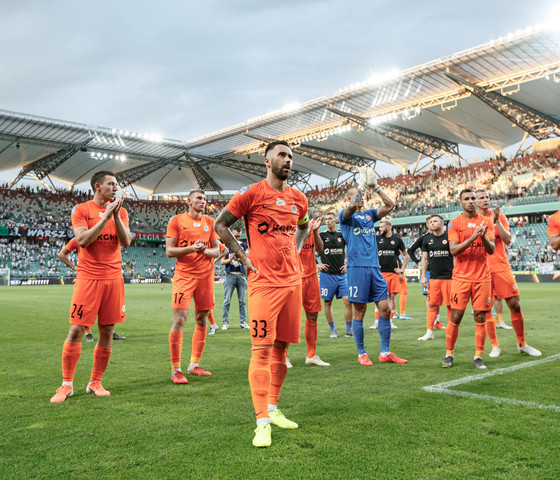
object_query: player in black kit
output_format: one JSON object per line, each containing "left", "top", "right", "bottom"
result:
{"left": 371, "top": 220, "right": 409, "bottom": 329}
{"left": 418, "top": 214, "right": 453, "bottom": 340}
{"left": 407, "top": 216, "right": 445, "bottom": 330}
{"left": 317, "top": 212, "right": 352, "bottom": 338}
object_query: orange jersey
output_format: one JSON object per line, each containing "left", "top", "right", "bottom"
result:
{"left": 488, "top": 213, "right": 511, "bottom": 273}
{"left": 71, "top": 201, "right": 129, "bottom": 280}
{"left": 547, "top": 209, "right": 560, "bottom": 237}
{"left": 448, "top": 213, "right": 494, "bottom": 282}
{"left": 226, "top": 180, "right": 308, "bottom": 287}
{"left": 166, "top": 212, "right": 218, "bottom": 278}
{"left": 65, "top": 238, "right": 78, "bottom": 253}
{"left": 300, "top": 235, "right": 317, "bottom": 278}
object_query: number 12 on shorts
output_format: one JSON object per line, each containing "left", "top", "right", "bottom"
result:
{"left": 349, "top": 286, "right": 358, "bottom": 299}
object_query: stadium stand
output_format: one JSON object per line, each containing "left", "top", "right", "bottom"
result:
{"left": 1, "top": 151, "right": 559, "bottom": 280}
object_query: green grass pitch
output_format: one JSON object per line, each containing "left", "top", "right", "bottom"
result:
{"left": 1, "top": 282, "right": 559, "bottom": 479}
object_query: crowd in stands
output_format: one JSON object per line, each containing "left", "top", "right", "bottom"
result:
{"left": 1, "top": 150, "right": 559, "bottom": 279}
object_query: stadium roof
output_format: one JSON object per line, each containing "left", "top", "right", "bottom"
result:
{"left": 1, "top": 25, "right": 560, "bottom": 196}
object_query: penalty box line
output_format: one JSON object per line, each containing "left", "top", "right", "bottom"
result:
{"left": 423, "top": 354, "right": 560, "bottom": 412}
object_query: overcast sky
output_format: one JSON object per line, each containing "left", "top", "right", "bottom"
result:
{"left": 0, "top": 0, "right": 557, "bottom": 183}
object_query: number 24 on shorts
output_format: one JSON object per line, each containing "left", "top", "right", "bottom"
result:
{"left": 251, "top": 320, "right": 268, "bottom": 338}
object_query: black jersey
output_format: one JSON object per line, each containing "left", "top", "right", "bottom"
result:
{"left": 376, "top": 234, "right": 406, "bottom": 273}
{"left": 421, "top": 231, "right": 453, "bottom": 279}
{"left": 407, "top": 233, "right": 428, "bottom": 266}
{"left": 319, "top": 230, "right": 346, "bottom": 275}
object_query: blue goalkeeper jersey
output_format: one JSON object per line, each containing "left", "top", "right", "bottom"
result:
{"left": 338, "top": 208, "right": 381, "bottom": 267}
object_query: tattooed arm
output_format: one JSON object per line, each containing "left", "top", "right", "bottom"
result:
{"left": 214, "top": 207, "right": 257, "bottom": 273}
{"left": 342, "top": 186, "right": 364, "bottom": 220}
{"left": 296, "top": 219, "right": 310, "bottom": 254}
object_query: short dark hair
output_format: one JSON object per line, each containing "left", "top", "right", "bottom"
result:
{"left": 232, "top": 226, "right": 241, "bottom": 233}
{"left": 188, "top": 189, "right": 205, "bottom": 198}
{"left": 425, "top": 215, "right": 432, "bottom": 223}
{"left": 264, "top": 140, "right": 291, "bottom": 158}
{"left": 459, "top": 188, "right": 474, "bottom": 199}
{"left": 325, "top": 211, "right": 337, "bottom": 218}
{"left": 90, "top": 171, "right": 115, "bottom": 192}
{"left": 475, "top": 188, "right": 487, "bottom": 196}
{"left": 431, "top": 214, "right": 444, "bottom": 221}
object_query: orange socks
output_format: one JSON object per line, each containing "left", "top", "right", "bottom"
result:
{"left": 190, "top": 325, "right": 207, "bottom": 364}
{"left": 485, "top": 312, "right": 500, "bottom": 348}
{"left": 62, "top": 341, "right": 82, "bottom": 382}
{"left": 169, "top": 331, "right": 183, "bottom": 371}
{"left": 510, "top": 311, "right": 526, "bottom": 346}
{"left": 208, "top": 311, "right": 216, "bottom": 326}
{"left": 90, "top": 345, "right": 112, "bottom": 383}
{"left": 375, "top": 309, "right": 379, "bottom": 321}
{"left": 399, "top": 294, "right": 407, "bottom": 315}
{"left": 475, "top": 321, "right": 487, "bottom": 357}
{"left": 446, "top": 321, "right": 459, "bottom": 356}
{"left": 496, "top": 312, "right": 503, "bottom": 325}
{"left": 268, "top": 347, "right": 288, "bottom": 406}
{"left": 85, "top": 326, "right": 91, "bottom": 334}
{"left": 248, "top": 347, "right": 271, "bottom": 420}
{"left": 427, "top": 306, "right": 438, "bottom": 330}
{"left": 305, "top": 320, "right": 317, "bottom": 358}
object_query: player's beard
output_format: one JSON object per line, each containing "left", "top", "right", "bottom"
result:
{"left": 271, "top": 162, "right": 291, "bottom": 181}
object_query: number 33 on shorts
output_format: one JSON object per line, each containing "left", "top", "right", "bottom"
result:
{"left": 251, "top": 320, "right": 268, "bottom": 338}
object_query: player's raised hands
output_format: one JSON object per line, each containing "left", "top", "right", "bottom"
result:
{"left": 475, "top": 221, "right": 488, "bottom": 236}
{"left": 491, "top": 204, "right": 500, "bottom": 222}
{"left": 193, "top": 240, "right": 206, "bottom": 254}
{"left": 310, "top": 216, "right": 323, "bottom": 231}
{"left": 103, "top": 197, "right": 122, "bottom": 220}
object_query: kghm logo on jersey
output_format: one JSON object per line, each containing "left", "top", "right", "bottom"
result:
{"left": 276, "top": 198, "right": 286, "bottom": 206}
{"left": 353, "top": 227, "right": 375, "bottom": 235}
{"left": 238, "top": 185, "right": 251, "bottom": 194}
{"left": 193, "top": 222, "right": 201, "bottom": 227}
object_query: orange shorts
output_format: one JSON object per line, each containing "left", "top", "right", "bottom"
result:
{"left": 69, "top": 278, "right": 126, "bottom": 326}
{"left": 427, "top": 278, "right": 452, "bottom": 307}
{"left": 450, "top": 279, "right": 492, "bottom": 311}
{"left": 172, "top": 274, "right": 215, "bottom": 311}
{"left": 382, "top": 272, "right": 400, "bottom": 294}
{"left": 398, "top": 274, "right": 408, "bottom": 294}
{"left": 491, "top": 270, "right": 519, "bottom": 300}
{"left": 248, "top": 283, "right": 302, "bottom": 345}
{"left": 302, "top": 274, "right": 322, "bottom": 313}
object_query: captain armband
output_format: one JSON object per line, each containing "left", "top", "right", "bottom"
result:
{"left": 297, "top": 212, "right": 309, "bottom": 225}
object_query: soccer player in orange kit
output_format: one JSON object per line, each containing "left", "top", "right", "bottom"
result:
{"left": 300, "top": 214, "right": 330, "bottom": 366}
{"left": 548, "top": 185, "right": 560, "bottom": 251}
{"left": 50, "top": 171, "right": 132, "bottom": 403}
{"left": 214, "top": 140, "right": 310, "bottom": 448}
{"left": 476, "top": 189, "right": 541, "bottom": 357}
{"left": 166, "top": 190, "right": 221, "bottom": 384}
{"left": 443, "top": 188, "right": 494, "bottom": 370}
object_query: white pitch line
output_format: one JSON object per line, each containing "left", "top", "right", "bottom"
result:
{"left": 423, "top": 354, "right": 560, "bottom": 412}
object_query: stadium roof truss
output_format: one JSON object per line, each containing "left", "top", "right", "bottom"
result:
{"left": 1, "top": 26, "right": 560, "bottom": 195}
